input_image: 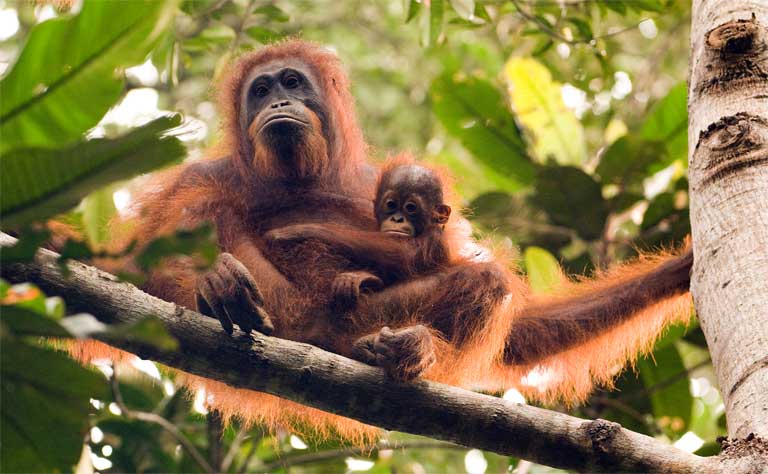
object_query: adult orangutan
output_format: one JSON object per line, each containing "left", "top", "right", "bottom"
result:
{"left": 78, "top": 40, "right": 693, "bottom": 439}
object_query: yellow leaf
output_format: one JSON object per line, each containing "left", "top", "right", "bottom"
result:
{"left": 504, "top": 57, "right": 587, "bottom": 166}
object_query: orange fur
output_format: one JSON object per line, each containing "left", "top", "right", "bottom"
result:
{"left": 66, "top": 40, "right": 694, "bottom": 444}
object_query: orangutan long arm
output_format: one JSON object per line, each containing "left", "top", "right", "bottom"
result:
{"left": 504, "top": 249, "right": 693, "bottom": 365}
{"left": 267, "top": 224, "right": 416, "bottom": 274}
{"left": 0, "top": 233, "right": 707, "bottom": 473}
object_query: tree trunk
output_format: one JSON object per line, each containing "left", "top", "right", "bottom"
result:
{"left": 688, "top": 0, "right": 768, "bottom": 445}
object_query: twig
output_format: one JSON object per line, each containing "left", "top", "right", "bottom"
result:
{"left": 221, "top": 426, "right": 249, "bottom": 472}
{"left": 109, "top": 367, "right": 215, "bottom": 474}
{"left": 236, "top": 436, "right": 262, "bottom": 474}
{"left": 510, "top": 0, "right": 645, "bottom": 45}
{"left": 207, "top": 410, "right": 225, "bottom": 471}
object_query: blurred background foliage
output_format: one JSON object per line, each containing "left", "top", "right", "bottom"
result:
{"left": 0, "top": 0, "right": 722, "bottom": 473}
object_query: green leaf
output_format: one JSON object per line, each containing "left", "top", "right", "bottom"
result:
{"left": 596, "top": 136, "right": 667, "bottom": 188}
{"left": 405, "top": 0, "right": 422, "bottom": 23}
{"left": 601, "top": 0, "right": 627, "bottom": 14}
{"left": 641, "top": 82, "right": 688, "bottom": 167}
{"left": 254, "top": 5, "right": 290, "bottom": 22}
{"left": 473, "top": 3, "right": 491, "bottom": 22}
{"left": 429, "top": 0, "right": 445, "bottom": 45}
{"left": 431, "top": 73, "right": 535, "bottom": 187}
{"left": 104, "top": 317, "right": 179, "bottom": 352}
{"left": 246, "top": 26, "right": 283, "bottom": 44}
{"left": 1, "top": 340, "right": 108, "bottom": 473}
{"left": 0, "top": 228, "right": 50, "bottom": 264}
{"left": 638, "top": 344, "right": 693, "bottom": 434}
{"left": 567, "top": 17, "right": 593, "bottom": 41}
{"left": 1, "top": 115, "right": 185, "bottom": 228}
{"left": 0, "top": 306, "right": 70, "bottom": 337}
{"left": 642, "top": 192, "right": 675, "bottom": 230}
{"left": 135, "top": 224, "right": 217, "bottom": 271}
{"left": 504, "top": 58, "right": 587, "bottom": 166}
{"left": 531, "top": 166, "right": 608, "bottom": 241}
{"left": 628, "top": 0, "right": 664, "bottom": 13}
{"left": 524, "top": 246, "right": 562, "bottom": 293}
{"left": 0, "top": 0, "right": 180, "bottom": 152}
{"left": 82, "top": 186, "right": 118, "bottom": 246}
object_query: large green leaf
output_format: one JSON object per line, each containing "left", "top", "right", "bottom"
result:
{"left": 82, "top": 186, "right": 118, "bottom": 246}
{"left": 596, "top": 136, "right": 667, "bottom": 189}
{"left": 431, "top": 73, "right": 535, "bottom": 187}
{"left": 531, "top": 166, "right": 608, "bottom": 241}
{"left": 0, "top": 115, "right": 185, "bottom": 228}
{"left": 523, "top": 246, "right": 562, "bottom": 293}
{"left": 0, "top": 0, "right": 179, "bottom": 152}
{"left": 641, "top": 82, "right": 688, "bottom": 167}
{"left": 504, "top": 57, "right": 587, "bottom": 166}
{"left": 1, "top": 340, "right": 109, "bottom": 473}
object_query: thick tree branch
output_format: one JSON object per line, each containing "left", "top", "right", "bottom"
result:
{"left": 0, "top": 232, "right": 709, "bottom": 473}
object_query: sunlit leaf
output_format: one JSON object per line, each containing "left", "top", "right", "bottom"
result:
{"left": 628, "top": 0, "right": 664, "bottom": 13}
{"left": 0, "top": 0, "right": 179, "bottom": 152}
{"left": 523, "top": 246, "right": 563, "bottom": 293}
{"left": 429, "top": 0, "right": 445, "bottom": 45}
{"left": 641, "top": 82, "right": 688, "bottom": 168}
{"left": 254, "top": 5, "right": 290, "bottom": 22}
{"left": 82, "top": 186, "right": 118, "bottom": 247}
{"left": 0, "top": 115, "right": 185, "bottom": 228}
{"left": 405, "top": 0, "right": 422, "bottom": 23}
{"left": 504, "top": 58, "right": 587, "bottom": 166}
{"left": 246, "top": 26, "right": 283, "bottom": 44}
{"left": 431, "top": 73, "right": 534, "bottom": 187}
{"left": 601, "top": 0, "right": 627, "bottom": 14}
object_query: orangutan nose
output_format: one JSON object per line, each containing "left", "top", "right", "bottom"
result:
{"left": 270, "top": 100, "right": 292, "bottom": 109}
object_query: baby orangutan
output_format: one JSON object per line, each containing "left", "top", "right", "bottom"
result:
{"left": 267, "top": 162, "right": 453, "bottom": 379}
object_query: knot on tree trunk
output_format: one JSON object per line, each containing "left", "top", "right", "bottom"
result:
{"left": 706, "top": 17, "right": 759, "bottom": 54}
{"left": 691, "top": 113, "right": 768, "bottom": 188}
{"left": 694, "top": 16, "right": 767, "bottom": 96}
{"left": 585, "top": 419, "right": 622, "bottom": 454}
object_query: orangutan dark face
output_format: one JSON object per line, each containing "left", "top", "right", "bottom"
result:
{"left": 240, "top": 59, "right": 332, "bottom": 180}
{"left": 375, "top": 165, "right": 451, "bottom": 237}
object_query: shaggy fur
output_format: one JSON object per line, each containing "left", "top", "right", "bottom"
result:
{"left": 74, "top": 40, "right": 694, "bottom": 443}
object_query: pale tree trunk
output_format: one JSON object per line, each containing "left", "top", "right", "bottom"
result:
{"left": 688, "top": 0, "right": 768, "bottom": 461}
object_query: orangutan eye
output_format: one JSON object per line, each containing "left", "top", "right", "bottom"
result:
{"left": 404, "top": 202, "right": 418, "bottom": 213}
{"left": 253, "top": 84, "right": 269, "bottom": 97}
{"left": 284, "top": 74, "right": 300, "bottom": 89}
{"left": 385, "top": 199, "right": 397, "bottom": 211}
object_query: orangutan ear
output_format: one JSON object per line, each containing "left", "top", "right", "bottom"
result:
{"left": 434, "top": 204, "right": 451, "bottom": 224}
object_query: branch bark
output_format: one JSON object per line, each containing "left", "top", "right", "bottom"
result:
{"left": 688, "top": 0, "right": 768, "bottom": 441}
{"left": 0, "top": 232, "right": 708, "bottom": 473}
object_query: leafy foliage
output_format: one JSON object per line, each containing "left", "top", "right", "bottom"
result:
{"left": 1, "top": 115, "right": 185, "bottom": 227}
{"left": 0, "top": 0, "right": 179, "bottom": 152}
{"left": 505, "top": 57, "right": 587, "bottom": 166}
